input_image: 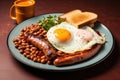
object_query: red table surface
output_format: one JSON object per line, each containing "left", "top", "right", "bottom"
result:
{"left": 0, "top": 0, "right": 120, "bottom": 80}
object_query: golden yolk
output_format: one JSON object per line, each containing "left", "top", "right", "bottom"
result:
{"left": 54, "top": 28, "right": 71, "bottom": 42}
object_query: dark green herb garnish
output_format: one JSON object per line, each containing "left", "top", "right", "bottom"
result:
{"left": 38, "top": 15, "right": 64, "bottom": 30}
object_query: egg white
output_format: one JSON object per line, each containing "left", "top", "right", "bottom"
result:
{"left": 75, "top": 26, "right": 106, "bottom": 52}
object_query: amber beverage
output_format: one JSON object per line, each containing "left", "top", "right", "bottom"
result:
{"left": 10, "top": 0, "right": 35, "bottom": 24}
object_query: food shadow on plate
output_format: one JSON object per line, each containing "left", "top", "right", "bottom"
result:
{"left": 15, "top": 39, "right": 120, "bottom": 80}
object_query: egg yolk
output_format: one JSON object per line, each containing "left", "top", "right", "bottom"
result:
{"left": 54, "top": 28, "right": 71, "bottom": 42}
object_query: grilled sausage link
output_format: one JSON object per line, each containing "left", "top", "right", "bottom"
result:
{"left": 54, "top": 44, "right": 101, "bottom": 66}
{"left": 24, "top": 34, "right": 57, "bottom": 60}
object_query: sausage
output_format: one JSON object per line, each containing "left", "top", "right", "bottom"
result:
{"left": 24, "top": 34, "right": 57, "bottom": 60}
{"left": 54, "top": 44, "right": 101, "bottom": 66}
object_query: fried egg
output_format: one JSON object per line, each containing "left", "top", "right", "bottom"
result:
{"left": 47, "top": 22, "right": 105, "bottom": 54}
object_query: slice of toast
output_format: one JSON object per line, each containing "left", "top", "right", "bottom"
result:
{"left": 59, "top": 10, "right": 98, "bottom": 28}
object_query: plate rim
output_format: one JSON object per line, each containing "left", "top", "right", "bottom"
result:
{"left": 7, "top": 13, "right": 115, "bottom": 72}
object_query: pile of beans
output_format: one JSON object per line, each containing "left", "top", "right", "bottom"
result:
{"left": 13, "top": 24, "right": 51, "bottom": 64}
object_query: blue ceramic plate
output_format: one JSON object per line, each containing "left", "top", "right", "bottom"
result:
{"left": 7, "top": 13, "right": 114, "bottom": 71}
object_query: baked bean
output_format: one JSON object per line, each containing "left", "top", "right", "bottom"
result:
{"left": 21, "top": 39, "right": 26, "bottom": 43}
{"left": 13, "top": 39, "right": 18, "bottom": 42}
{"left": 25, "top": 51, "right": 30, "bottom": 54}
{"left": 21, "top": 43, "right": 26, "bottom": 46}
{"left": 29, "top": 44, "right": 33, "bottom": 47}
{"left": 19, "top": 49, "right": 24, "bottom": 53}
{"left": 29, "top": 52, "right": 33, "bottom": 56}
{"left": 47, "top": 61, "right": 51, "bottom": 64}
{"left": 19, "top": 33, "right": 24, "bottom": 36}
{"left": 35, "top": 51, "right": 39, "bottom": 54}
{"left": 41, "top": 31, "right": 47, "bottom": 35}
{"left": 33, "top": 32, "right": 38, "bottom": 36}
{"left": 25, "top": 47, "right": 30, "bottom": 51}
{"left": 13, "top": 24, "right": 52, "bottom": 64}
{"left": 26, "top": 45, "right": 30, "bottom": 48}
{"left": 31, "top": 47, "right": 37, "bottom": 50}
{"left": 13, "top": 41, "right": 18, "bottom": 44}
{"left": 15, "top": 43, "right": 19, "bottom": 48}
{"left": 33, "top": 57, "right": 37, "bottom": 62}
{"left": 36, "top": 55, "right": 41, "bottom": 59}
{"left": 26, "top": 55, "right": 30, "bottom": 58}
{"left": 57, "top": 50, "right": 62, "bottom": 54}
{"left": 41, "top": 59, "right": 46, "bottom": 64}
{"left": 23, "top": 53, "right": 27, "bottom": 56}
{"left": 37, "top": 58, "right": 41, "bottom": 62}
{"left": 18, "top": 46, "right": 22, "bottom": 50}
{"left": 30, "top": 55, "right": 34, "bottom": 59}
{"left": 18, "top": 40, "right": 22, "bottom": 44}
{"left": 32, "top": 54, "right": 36, "bottom": 57}
{"left": 41, "top": 55, "right": 46, "bottom": 59}
{"left": 21, "top": 46, "right": 26, "bottom": 49}
{"left": 22, "top": 27, "right": 27, "bottom": 32}
{"left": 31, "top": 50, "right": 36, "bottom": 54}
